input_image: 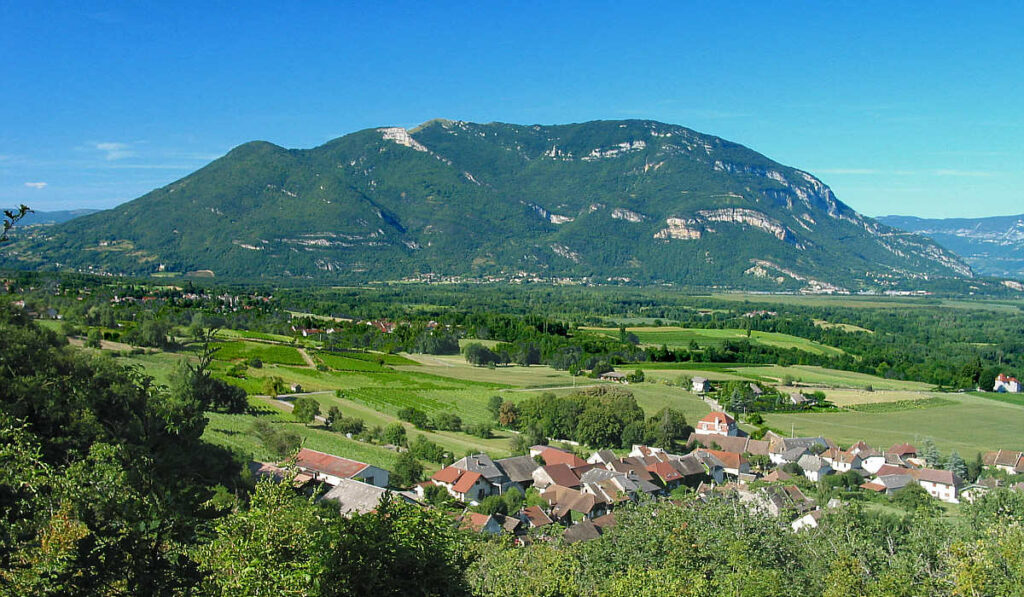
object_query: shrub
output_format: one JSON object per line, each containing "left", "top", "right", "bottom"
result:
{"left": 465, "top": 423, "right": 492, "bottom": 439}
{"left": 432, "top": 411, "right": 463, "bottom": 432}
{"left": 292, "top": 397, "right": 321, "bottom": 424}
{"left": 397, "top": 407, "right": 431, "bottom": 429}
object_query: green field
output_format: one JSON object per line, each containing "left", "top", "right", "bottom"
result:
{"left": 734, "top": 365, "right": 934, "bottom": 391}
{"left": 583, "top": 326, "right": 845, "bottom": 356}
{"left": 763, "top": 394, "right": 1024, "bottom": 457}
{"left": 211, "top": 341, "right": 306, "bottom": 365}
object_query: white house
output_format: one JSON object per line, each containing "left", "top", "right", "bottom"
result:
{"left": 821, "top": 449, "right": 862, "bottom": 473}
{"left": 912, "top": 468, "right": 963, "bottom": 504}
{"left": 994, "top": 374, "right": 1022, "bottom": 393}
{"left": 694, "top": 411, "right": 738, "bottom": 437}
{"left": 430, "top": 466, "right": 493, "bottom": 502}
{"left": 692, "top": 376, "right": 710, "bottom": 394}
{"left": 293, "top": 448, "right": 390, "bottom": 488}
{"left": 797, "top": 454, "right": 832, "bottom": 482}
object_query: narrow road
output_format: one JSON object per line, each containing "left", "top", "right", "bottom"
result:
{"left": 297, "top": 347, "right": 316, "bottom": 368}
{"left": 500, "top": 384, "right": 602, "bottom": 392}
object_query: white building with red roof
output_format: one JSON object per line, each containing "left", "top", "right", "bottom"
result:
{"left": 293, "top": 448, "right": 390, "bottom": 488}
{"left": 695, "top": 411, "right": 738, "bottom": 437}
{"left": 994, "top": 373, "right": 1022, "bottom": 393}
{"left": 430, "top": 466, "right": 493, "bottom": 502}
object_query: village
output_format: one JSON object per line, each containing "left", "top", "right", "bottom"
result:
{"left": 250, "top": 406, "right": 1024, "bottom": 544}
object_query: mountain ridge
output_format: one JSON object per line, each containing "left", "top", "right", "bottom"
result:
{"left": 878, "top": 214, "right": 1024, "bottom": 279}
{"left": 2, "top": 119, "right": 973, "bottom": 290}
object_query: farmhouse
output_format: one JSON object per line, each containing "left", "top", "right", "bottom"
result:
{"left": 911, "top": 468, "right": 963, "bottom": 504}
{"left": 319, "top": 479, "right": 415, "bottom": 516}
{"left": 431, "top": 466, "right": 493, "bottom": 502}
{"left": 599, "top": 371, "right": 628, "bottom": 383}
{"left": 982, "top": 450, "right": 1024, "bottom": 474}
{"left": 692, "top": 376, "right": 710, "bottom": 394}
{"left": 797, "top": 454, "right": 832, "bottom": 482}
{"left": 695, "top": 411, "right": 738, "bottom": 437}
{"left": 994, "top": 373, "right": 1022, "bottom": 393}
{"left": 451, "top": 453, "right": 515, "bottom": 494}
{"left": 293, "top": 448, "right": 390, "bottom": 488}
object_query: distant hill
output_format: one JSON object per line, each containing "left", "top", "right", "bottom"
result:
{"left": 2, "top": 119, "right": 973, "bottom": 291}
{"left": 878, "top": 214, "right": 1024, "bottom": 279}
{"left": 9, "top": 209, "right": 100, "bottom": 227}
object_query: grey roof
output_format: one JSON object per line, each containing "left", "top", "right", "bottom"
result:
{"left": 579, "top": 468, "right": 619, "bottom": 484}
{"left": 670, "top": 453, "right": 708, "bottom": 476}
{"left": 495, "top": 455, "right": 540, "bottom": 484}
{"left": 876, "top": 474, "right": 914, "bottom": 491}
{"left": 780, "top": 447, "right": 809, "bottom": 462}
{"left": 782, "top": 437, "right": 830, "bottom": 451}
{"left": 319, "top": 479, "right": 402, "bottom": 516}
{"left": 563, "top": 520, "right": 601, "bottom": 544}
{"left": 453, "top": 453, "right": 509, "bottom": 483}
{"left": 797, "top": 454, "right": 830, "bottom": 473}
{"left": 592, "top": 450, "right": 617, "bottom": 463}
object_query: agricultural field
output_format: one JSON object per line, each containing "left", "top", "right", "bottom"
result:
{"left": 732, "top": 365, "right": 935, "bottom": 391}
{"left": 813, "top": 319, "right": 873, "bottom": 333}
{"left": 762, "top": 394, "right": 1024, "bottom": 457}
{"left": 211, "top": 340, "right": 307, "bottom": 365}
{"left": 582, "top": 326, "right": 845, "bottom": 356}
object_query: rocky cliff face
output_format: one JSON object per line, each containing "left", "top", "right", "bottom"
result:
{"left": 3, "top": 119, "right": 973, "bottom": 290}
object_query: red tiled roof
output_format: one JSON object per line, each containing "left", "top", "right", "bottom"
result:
{"left": 294, "top": 448, "right": 368, "bottom": 479}
{"left": 874, "top": 464, "right": 910, "bottom": 477}
{"left": 888, "top": 443, "right": 917, "bottom": 456}
{"left": 452, "top": 471, "right": 484, "bottom": 494}
{"left": 540, "top": 448, "right": 587, "bottom": 468}
{"left": 647, "top": 461, "right": 683, "bottom": 483}
{"left": 432, "top": 466, "right": 462, "bottom": 484}
{"left": 911, "top": 468, "right": 958, "bottom": 486}
{"left": 699, "top": 449, "right": 747, "bottom": 470}
{"left": 460, "top": 511, "right": 492, "bottom": 532}
{"left": 700, "top": 411, "right": 735, "bottom": 425}
{"left": 522, "top": 505, "right": 553, "bottom": 527}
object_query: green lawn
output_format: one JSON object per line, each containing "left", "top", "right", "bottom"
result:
{"left": 763, "top": 394, "right": 1024, "bottom": 457}
{"left": 582, "top": 326, "right": 845, "bottom": 356}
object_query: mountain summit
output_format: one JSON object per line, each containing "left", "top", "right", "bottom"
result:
{"left": 4, "top": 119, "right": 971, "bottom": 289}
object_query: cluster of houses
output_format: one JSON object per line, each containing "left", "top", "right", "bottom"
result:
{"left": 994, "top": 374, "right": 1022, "bottom": 393}
{"left": 250, "top": 413, "right": 1024, "bottom": 542}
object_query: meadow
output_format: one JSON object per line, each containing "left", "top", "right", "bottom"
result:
{"left": 211, "top": 340, "right": 307, "bottom": 365}
{"left": 583, "top": 325, "right": 845, "bottom": 356}
{"left": 762, "top": 394, "right": 1024, "bottom": 456}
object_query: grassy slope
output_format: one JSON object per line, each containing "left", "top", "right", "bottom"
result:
{"left": 582, "top": 326, "right": 845, "bottom": 356}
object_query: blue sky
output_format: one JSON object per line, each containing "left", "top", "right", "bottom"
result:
{"left": 2, "top": 1, "right": 1022, "bottom": 218}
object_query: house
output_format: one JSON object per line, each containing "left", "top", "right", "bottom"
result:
{"left": 791, "top": 510, "right": 825, "bottom": 532}
{"left": 293, "top": 448, "right": 390, "bottom": 487}
{"left": 495, "top": 455, "right": 540, "bottom": 491}
{"left": 755, "top": 485, "right": 816, "bottom": 518}
{"left": 532, "top": 463, "right": 581, "bottom": 490}
{"left": 911, "top": 468, "right": 963, "bottom": 504}
{"left": 994, "top": 374, "right": 1022, "bottom": 393}
{"left": 646, "top": 460, "right": 685, "bottom": 489}
{"left": 888, "top": 443, "right": 918, "bottom": 459}
{"left": 766, "top": 434, "right": 832, "bottom": 465}
{"left": 599, "top": 371, "right": 628, "bottom": 383}
{"left": 431, "top": 466, "right": 492, "bottom": 502}
{"left": 629, "top": 444, "right": 669, "bottom": 459}
{"left": 687, "top": 434, "right": 770, "bottom": 456}
{"left": 821, "top": 448, "right": 862, "bottom": 473}
{"left": 797, "top": 454, "right": 832, "bottom": 482}
{"left": 451, "top": 453, "right": 515, "bottom": 494}
{"left": 982, "top": 450, "right": 1024, "bottom": 474}
{"left": 457, "top": 511, "right": 504, "bottom": 534}
{"left": 762, "top": 469, "right": 794, "bottom": 483}
{"left": 692, "top": 376, "right": 710, "bottom": 394}
{"left": 789, "top": 392, "right": 809, "bottom": 406}
{"left": 541, "top": 485, "right": 602, "bottom": 521}
{"left": 519, "top": 505, "right": 554, "bottom": 529}
{"left": 247, "top": 461, "right": 291, "bottom": 484}
{"left": 860, "top": 474, "right": 914, "bottom": 495}
{"left": 749, "top": 383, "right": 764, "bottom": 397}
{"left": 694, "top": 411, "right": 738, "bottom": 437}
{"left": 695, "top": 449, "right": 749, "bottom": 477}
{"left": 849, "top": 443, "right": 886, "bottom": 474}
{"left": 587, "top": 450, "right": 618, "bottom": 465}
{"left": 534, "top": 446, "right": 587, "bottom": 468}
{"left": 319, "top": 479, "right": 414, "bottom": 516}
{"left": 563, "top": 520, "right": 602, "bottom": 544}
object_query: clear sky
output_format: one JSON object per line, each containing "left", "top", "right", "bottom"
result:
{"left": 2, "top": 1, "right": 1022, "bottom": 218}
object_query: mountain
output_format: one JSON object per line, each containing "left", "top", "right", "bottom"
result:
{"left": 2, "top": 119, "right": 973, "bottom": 290}
{"left": 9, "top": 209, "right": 100, "bottom": 227}
{"left": 878, "top": 214, "right": 1024, "bottom": 279}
